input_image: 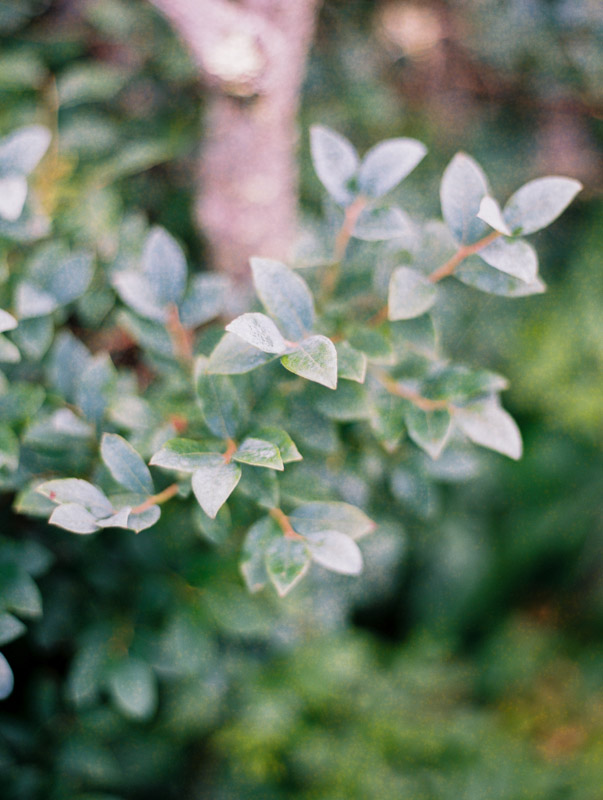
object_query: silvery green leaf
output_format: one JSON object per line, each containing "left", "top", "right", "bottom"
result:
{"left": 240, "top": 515, "right": 280, "bottom": 593}
{"left": 101, "top": 433, "right": 154, "bottom": 495}
{"left": 0, "top": 175, "right": 27, "bottom": 220}
{"left": 305, "top": 529, "right": 363, "bottom": 575}
{"left": 440, "top": 153, "right": 490, "bottom": 244}
{"left": 455, "top": 259, "right": 546, "bottom": 296}
{"left": 49, "top": 503, "right": 100, "bottom": 534}
{"left": 150, "top": 439, "right": 214, "bottom": 473}
{"left": 281, "top": 335, "right": 337, "bottom": 389}
{"left": 0, "top": 334, "right": 20, "bottom": 364}
{"left": 44, "top": 251, "right": 94, "bottom": 305}
{"left": 477, "top": 196, "right": 512, "bottom": 235}
{"left": 142, "top": 226, "right": 187, "bottom": 306}
{"left": 0, "top": 125, "right": 51, "bottom": 175}
{"left": 0, "top": 310, "right": 17, "bottom": 333}
{"left": 249, "top": 427, "right": 302, "bottom": 463}
{"left": 0, "top": 564, "right": 42, "bottom": 618}
{"left": 48, "top": 331, "right": 91, "bottom": 402}
{"left": 232, "top": 437, "right": 284, "bottom": 470}
{"left": 353, "top": 207, "right": 413, "bottom": 241}
{"left": 15, "top": 282, "right": 58, "bottom": 319}
{"left": 37, "top": 479, "right": 113, "bottom": 518}
{"left": 310, "top": 125, "right": 359, "bottom": 206}
{"left": 195, "top": 356, "right": 246, "bottom": 438}
{"left": 405, "top": 405, "right": 452, "bottom": 460}
{"left": 226, "top": 312, "right": 287, "bottom": 354}
{"left": 191, "top": 456, "right": 241, "bottom": 518}
{"left": 336, "top": 341, "right": 367, "bottom": 383}
{"left": 97, "top": 505, "right": 160, "bottom": 533}
{"left": 178, "top": 273, "right": 228, "bottom": 328}
{"left": 358, "top": 138, "right": 426, "bottom": 198}
{"left": 11, "top": 315, "right": 53, "bottom": 360}
{"left": 250, "top": 257, "right": 315, "bottom": 342}
{"left": 207, "top": 332, "right": 274, "bottom": 374}
{"left": 112, "top": 271, "right": 166, "bottom": 322}
{"left": 503, "top": 177, "right": 582, "bottom": 235}
{"left": 107, "top": 657, "right": 157, "bottom": 720}
{"left": 454, "top": 399, "right": 522, "bottom": 460}
{"left": 0, "top": 613, "right": 26, "bottom": 646}
{"left": 479, "top": 237, "right": 538, "bottom": 283}
{"left": 75, "top": 352, "right": 116, "bottom": 425}
{"left": 388, "top": 266, "right": 437, "bottom": 320}
{"left": 265, "top": 536, "right": 310, "bottom": 597}
{"left": 0, "top": 652, "right": 13, "bottom": 700}
{"left": 289, "top": 501, "right": 374, "bottom": 540}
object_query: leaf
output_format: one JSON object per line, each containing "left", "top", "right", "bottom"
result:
{"left": 178, "top": 273, "right": 228, "bottom": 328}
{"left": 57, "top": 62, "right": 129, "bottom": 107}
{"left": 477, "top": 196, "right": 512, "bottom": 236}
{"left": 265, "top": 536, "right": 310, "bottom": 597}
{"left": 225, "top": 312, "right": 287, "bottom": 354}
{"left": 98, "top": 505, "right": 160, "bottom": 533}
{"left": 289, "top": 501, "right": 374, "bottom": 540}
{"left": 240, "top": 516, "right": 280, "bottom": 593}
{"left": 49, "top": 503, "right": 100, "bottom": 534}
{"left": 0, "top": 125, "right": 51, "bottom": 175}
{"left": 232, "top": 437, "right": 284, "bottom": 470}
{"left": 48, "top": 331, "right": 91, "bottom": 402}
{"left": 142, "top": 226, "right": 187, "bottom": 306}
{"left": 37, "top": 479, "right": 113, "bottom": 518}
{"left": 310, "top": 125, "right": 359, "bottom": 206}
{"left": 455, "top": 259, "right": 546, "bottom": 297}
{"left": 11, "top": 315, "right": 53, "bottom": 359}
{"left": 107, "top": 657, "right": 158, "bottom": 720}
{"left": 405, "top": 405, "right": 452, "bottom": 460}
{"left": 207, "top": 332, "right": 274, "bottom": 374}
{"left": 353, "top": 207, "right": 413, "bottom": 241}
{"left": 479, "top": 237, "right": 538, "bottom": 283}
{"left": 112, "top": 270, "right": 166, "bottom": 322}
{"left": 249, "top": 427, "right": 302, "bottom": 463}
{"left": 0, "top": 564, "right": 42, "bottom": 618}
{"left": 281, "top": 335, "right": 337, "bottom": 389}
{"left": 100, "top": 433, "right": 154, "bottom": 495}
{"left": 336, "top": 341, "right": 367, "bottom": 383}
{"left": 305, "top": 530, "right": 363, "bottom": 575}
{"left": 191, "top": 455, "right": 241, "bottom": 518}
{"left": 314, "top": 380, "right": 370, "bottom": 421}
{"left": 75, "top": 352, "right": 116, "bottom": 425}
{"left": 388, "top": 266, "right": 437, "bottom": 320}
{"left": 0, "top": 424, "right": 19, "bottom": 471}
{"left": 0, "top": 334, "right": 20, "bottom": 364}
{"left": 422, "top": 365, "right": 508, "bottom": 403}
{"left": 237, "top": 464, "right": 280, "bottom": 509}
{"left": 0, "top": 175, "right": 27, "bottom": 220}
{"left": 440, "top": 153, "right": 490, "bottom": 244}
{"left": 358, "top": 138, "right": 426, "bottom": 198}
{"left": 15, "top": 282, "right": 58, "bottom": 319}
{"left": 195, "top": 357, "right": 246, "bottom": 438}
{"left": 150, "top": 438, "right": 213, "bottom": 472}
{"left": 503, "top": 177, "right": 582, "bottom": 235}
{"left": 0, "top": 309, "right": 17, "bottom": 333}
{"left": 0, "top": 612, "right": 26, "bottom": 646}
{"left": 41, "top": 251, "right": 94, "bottom": 306}
{"left": 250, "top": 257, "right": 315, "bottom": 342}
{"left": 0, "top": 652, "right": 14, "bottom": 700}
{"left": 454, "top": 399, "right": 522, "bottom": 460}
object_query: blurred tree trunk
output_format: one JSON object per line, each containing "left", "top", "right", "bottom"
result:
{"left": 149, "top": 0, "right": 321, "bottom": 281}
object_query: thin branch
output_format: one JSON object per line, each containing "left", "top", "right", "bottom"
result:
{"left": 371, "top": 367, "right": 449, "bottom": 412}
{"left": 269, "top": 507, "right": 304, "bottom": 540}
{"left": 132, "top": 483, "right": 180, "bottom": 514}
{"left": 427, "top": 230, "right": 501, "bottom": 283}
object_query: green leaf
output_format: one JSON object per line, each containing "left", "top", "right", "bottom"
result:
{"left": 191, "top": 455, "right": 241, "bottom": 518}
{"left": 0, "top": 564, "right": 42, "bottom": 618}
{"left": 0, "top": 309, "right": 17, "bottom": 333}
{"left": 388, "top": 266, "right": 437, "bottom": 320}
{"left": 107, "top": 657, "right": 158, "bottom": 720}
{"left": 305, "top": 530, "right": 363, "bottom": 575}
{"left": 240, "top": 515, "right": 280, "bottom": 593}
{"left": 0, "top": 334, "right": 20, "bottom": 363}
{"left": 265, "top": 536, "right": 310, "bottom": 597}
{"left": 96, "top": 505, "right": 161, "bottom": 533}
{"left": 226, "top": 312, "right": 287, "bottom": 353}
{"left": 289, "top": 501, "right": 374, "bottom": 540}
{"left": 422, "top": 365, "right": 508, "bottom": 402}
{"left": 250, "top": 257, "right": 315, "bottom": 342}
{"left": 194, "top": 503, "right": 232, "bottom": 546}
{"left": 57, "top": 62, "right": 129, "bottom": 107}
{"left": 11, "top": 315, "right": 53, "bottom": 359}
{"left": 37, "top": 479, "right": 113, "bottom": 518}
{"left": 281, "top": 335, "right": 337, "bottom": 389}
{"left": 150, "top": 438, "right": 213, "bottom": 472}
{"left": 49, "top": 503, "right": 101, "bottom": 534}
{"left": 112, "top": 270, "right": 166, "bottom": 322}
{"left": 454, "top": 399, "right": 522, "bottom": 460}
{"left": 75, "top": 352, "right": 116, "bottom": 425}
{"left": 0, "top": 382, "right": 45, "bottom": 422}
{"left": 310, "top": 125, "right": 359, "bottom": 206}
{"left": 0, "top": 652, "right": 13, "bottom": 700}
{"left": 336, "top": 341, "right": 367, "bottom": 383}
{"left": 314, "top": 380, "right": 370, "bottom": 421}
{"left": 455, "top": 259, "right": 546, "bottom": 296}
{"left": 15, "top": 282, "right": 58, "bottom": 318}
{"left": 195, "top": 356, "right": 246, "bottom": 438}
{"left": 237, "top": 464, "right": 280, "bottom": 509}
{"left": 142, "top": 226, "right": 187, "bottom": 306}
{"left": 233, "top": 437, "right": 284, "bottom": 470}
{"left": 178, "top": 273, "right": 228, "bottom": 328}
{"left": 207, "top": 332, "right": 274, "bottom": 375}
{"left": 503, "top": 177, "right": 582, "bottom": 235}
{"left": 48, "top": 331, "right": 91, "bottom": 402}
{"left": 249, "top": 427, "right": 302, "bottom": 463}
{"left": 479, "top": 237, "right": 538, "bottom": 283}
{"left": 477, "top": 196, "right": 512, "bottom": 236}
{"left": 405, "top": 405, "right": 452, "bottom": 460}
{"left": 0, "top": 424, "right": 19, "bottom": 472}
{"left": 348, "top": 328, "right": 394, "bottom": 365}
{"left": 358, "top": 138, "right": 426, "bottom": 198}
{"left": 0, "top": 124, "right": 51, "bottom": 175}
{"left": 100, "top": 433, "right": 154, "bottom": 495}
{"left": 389, "top": 315, "right": 438, "bottom": 360}
{"left": 440, "top": 153, "right": 490, "bottom": 245}
{"left": 0, "top": 612, "right": 26, "bottom": 646}
{"left": 353, "top": 207, "right": 413, "bottom": 241}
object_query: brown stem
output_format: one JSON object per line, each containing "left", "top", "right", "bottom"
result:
{"left": 372, "top": 367, "right": 449, "bottom": 412}
{"left": 132, "top": 483, "right": 180, "bottom": 514}
{"left": 166, "top": 304, "right": 194, "bottom": 362}
{"left": 321, "top": 195, "right": 368, "bottom": 300}
{"left": 222, "top": 438, "right": 238, "bottom": 463}
{"left": 269, "top": 507, "right": 304, "bottom": 540}
{"left": 427, "top": 230, "right": 501, "bottom": 283}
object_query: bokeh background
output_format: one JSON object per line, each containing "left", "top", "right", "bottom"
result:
{"left": 1, "top": 1, "right": 602, "bottom": 797}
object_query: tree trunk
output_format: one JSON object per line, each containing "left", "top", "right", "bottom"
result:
{"left": 149, "top": 0, "right": 321, "bottom": 281}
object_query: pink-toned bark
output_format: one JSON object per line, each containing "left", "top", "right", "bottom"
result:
{"left": 150, "top": 0, "right": 321, "bottom": 281}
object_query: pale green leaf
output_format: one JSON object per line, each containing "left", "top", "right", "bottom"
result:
{"left": 240, "top": 515, "right": 280, "bottom": 593}
{"left": 37, "top": 479, "right": 113, "bottom": 518}
{"left": 454, "top": 399, "right": 522, "bottom": 460}
{"left": 0, "top": 309, "right": 17, "bottom": 333}
{"left": 405, "top": 405, "right": 452, "bottom": 460}
{"left": 107, "top": 657, "right": 157, "bottom": 720}
{"left": 232, "top": 437, "right": 284, "bottom": 470}
{"left": 0, "top": 175, "right": 27, "bottom": 220}
{"left": 353, "top": 207, "right": 413, "bottom": 241}
{"left": 336, "top": 341, "right": 367, "bottom": 383}
{"left": 289, "top": 501, "right": 375, "bottom": 540}
{"left": 0, "top": 124, "right": 51, "bottom": 175}
{"left": 226, "top": 312, "right": 287, "bottom": 353}
{"left": 0, "top": 334, "right": 20, "bottom": 363}
{"left": 100, "top": 433, "right": 154, "bottom": 495}
{"left": 388, "top": 266, "right": 437, "bottom": 320}
{"left": 142, "top": 225, "right": 187, "bottom": 306}
{"left": 0, "top": 612, "right": 26, "bottom": 646}
{"left": 265, "top": 536, "right": 310, "bottom": 597}
{"left": 455, "top": 259, "right": 546, "bottom": 296}
{"left": 49, "top": 503, "right": 100, "bottom": 534}
{"left": 477, "top": 196, "right": 512, "bottom": 235}
{"left": 191, "top": 456, "right": 241, "bottom": 518}
{"left": 249, "top": 427, "right": 302, "bottom": 463}
{"left": 503, "top": 177, "right": 582, "bottom": 235}
{"left": 479, "top": 237, "right": 538, "bottom": 283}
{"left": 195, "top": 356, "right": 246, "bottom": 438}
{"left": 150, "top": 438, "right": 213, "bottom": 472}
{"left": 358, "top": 138, "right": 426, "bottom": 198}
{"left": 305, "top": 530, "right": 363, "bottom": 575}
{"left": 250, "top": 257, "right": 315, "bottom": 342}
{"left": 0, "top": 652, "right": 13, "bottom": 700}
{"left": 440, "top": 153, "right": 490, "bottom": 244}
{"left": 281, "top": 335, "right": 337, "bottom": 389}
{"left": 310, "top": 125, "right": 359, "bottom": 206}
{"left": 207, "top": 332, "right": 274, "bottom": 374}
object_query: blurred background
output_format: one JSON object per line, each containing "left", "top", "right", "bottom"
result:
{"left": 0, "top": 1, "right": 602, "bottom": 797}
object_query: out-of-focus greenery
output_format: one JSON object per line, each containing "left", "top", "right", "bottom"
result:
{"left": 1, "top": 1, "right": 602, "bottom": 799}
